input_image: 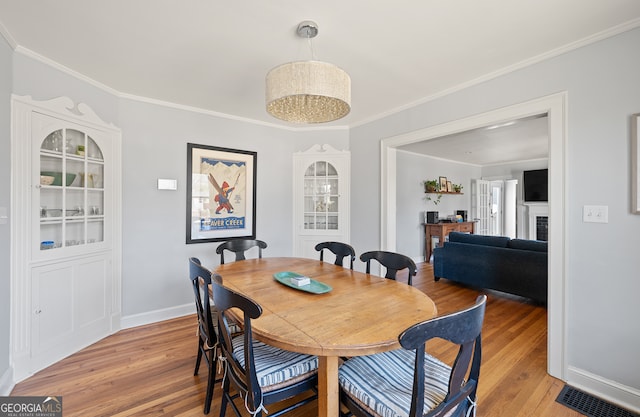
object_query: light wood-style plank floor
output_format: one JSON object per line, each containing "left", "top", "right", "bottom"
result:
{"left": 12, "top": 262, "right": 580, "bottom": 416}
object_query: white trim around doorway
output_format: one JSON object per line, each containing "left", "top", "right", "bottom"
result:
{"left": 380, "top": 92, "right": 567, "bottom": 380}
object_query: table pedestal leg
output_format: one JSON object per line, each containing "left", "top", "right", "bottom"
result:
{"left": 318, "top": 356, "right": 339, "bottom": 417}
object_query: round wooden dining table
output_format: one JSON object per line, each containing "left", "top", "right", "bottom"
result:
{"left": 215, "top": 257, "right": 438, "bottom": 417}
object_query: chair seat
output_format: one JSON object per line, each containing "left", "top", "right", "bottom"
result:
{"left": 339, "top": 349, "right": 457, "bottom": 417}
{"left": 232, "top": 336, "right": 318, "bottom": 391}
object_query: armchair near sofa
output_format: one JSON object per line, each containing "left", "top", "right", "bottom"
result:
{"left": 433, "top": 232, "right": 548, "bottom": 304}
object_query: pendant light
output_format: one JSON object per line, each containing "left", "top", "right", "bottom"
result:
{"left": 266, "top": 21, "right": 351, "bottom": 124}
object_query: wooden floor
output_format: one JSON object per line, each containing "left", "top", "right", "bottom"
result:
{"left": 12, "top": 262, "right": 581, "bottom": 417}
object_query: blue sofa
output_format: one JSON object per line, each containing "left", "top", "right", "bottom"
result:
{"left": 433, "top": 232, "right": 547, "bottom": 304}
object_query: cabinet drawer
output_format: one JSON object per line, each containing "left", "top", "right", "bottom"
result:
{"left": 441, "top": 224, "right": 459, "bottom": 234}
{"left": 458, "top": 223, "right": 473, "bottom": 233}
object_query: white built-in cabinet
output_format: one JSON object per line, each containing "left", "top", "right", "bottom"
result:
{"left": 293, "top": 144, "right": 350, "bottom": 259}
{"left": 11, "top": 96, "right": 122, "bottom": 381}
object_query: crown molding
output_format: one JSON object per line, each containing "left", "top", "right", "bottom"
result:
{"left": 16, "top": 45, "right": 120, "bottom": 96}
{"left": 7, "top": 17, "right": 640, "bottom": 131}
{"left": 351, "top": 17, "right": 640, "bottom": 128}
{"left": 13, "top": 45, "right": 348, "bottom": 133}
{"left": 0, "top": 20, "right": 17, "bottom": 49}
{"left": 117, "top": 91, "right": 348, "bottom": 132}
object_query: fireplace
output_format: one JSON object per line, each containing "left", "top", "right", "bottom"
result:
{"left": 536, "top": 216, "right": 548, "bottom": 241}
{"left": 527, "top": 204, "right": 548, "bottom": 241}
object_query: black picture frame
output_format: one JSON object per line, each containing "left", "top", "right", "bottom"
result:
{"left": 186, "top": 143, "right": 257, "bottom": 244}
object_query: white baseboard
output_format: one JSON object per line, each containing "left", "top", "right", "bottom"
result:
{"left": 0, "top": 366, "right": 15, "bottom": 396}
{"left": 7, "top": 305, "right": 193, "bottom": 387}
{"left": 120, "top": 303, "right": 193, "bottom": 330}
{"left": 566, "top": 366, "right": 640, "bottom": 413}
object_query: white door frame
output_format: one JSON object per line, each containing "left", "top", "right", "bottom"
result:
{"left": 380, "top": 92, "right": 567, "bottom": 380}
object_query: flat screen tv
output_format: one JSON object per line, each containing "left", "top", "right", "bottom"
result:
{"left": 523, "top": 169, "right": 548, "bottom": 202}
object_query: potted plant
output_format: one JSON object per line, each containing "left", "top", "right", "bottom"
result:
{"left": 423, "top": 179, "right": 438, "bottom": 193}
{"left": 453, "top": 183, "right": 463, "bottom": 193}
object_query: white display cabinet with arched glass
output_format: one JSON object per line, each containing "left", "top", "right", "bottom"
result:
{"left": 11, "top": 96, "right": 122, "bottom": 380}
{"left": 303, "top": 161, "right": 340, "bottom": 231}
{"left": 293, "top": 144, "right": 350, "bottom": 259}
{"left": 38, "top": 126, "right": 106, "bottom": 256}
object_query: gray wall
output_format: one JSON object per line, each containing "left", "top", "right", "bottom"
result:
{"left": 396, "top": 151, "right": 480, "bottom": 260}
{"left": 352, "top": 27, "right": 640, "bottom": 394}
{"left": 480, "top": 159, "right": 548, "bottom": 180}
{"left": 0, "top": 33, "right": 12, "bottom": 389}
{"left": 117, "top": 98, "right": 348, "bottom": 316}
{"left": 9, "top": 53, "right": 348, "bottom": 321}
{"left": 395, "top": 157, "right": 550, "bottom": 256}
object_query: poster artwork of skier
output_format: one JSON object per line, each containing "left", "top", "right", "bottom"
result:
{"left": 199, "top": 157, "right": 246, "bottom": 231}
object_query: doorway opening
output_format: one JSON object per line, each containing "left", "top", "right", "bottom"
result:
{"left": 380, "top": 93, "right": 566, "bottom": 380}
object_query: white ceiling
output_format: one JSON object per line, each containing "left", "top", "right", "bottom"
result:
{"left": 398, "top": 114, "right": 549, "bottom": 166}
{"left": 1, "top": 1, "right": 639, "bottom": 165}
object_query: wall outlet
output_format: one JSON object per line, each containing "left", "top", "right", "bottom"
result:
{"left": 583, "top": 205, "right": 608, "bottom": 223}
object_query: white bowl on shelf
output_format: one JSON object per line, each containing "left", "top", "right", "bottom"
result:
{"left": 40, "top": 175, "right": 55, "bottom": 185}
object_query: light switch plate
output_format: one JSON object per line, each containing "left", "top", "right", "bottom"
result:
{"left": 583, "top": 205, "right": 608, "bottom": 223}
{"left": 157, "top": 179, "right": 177, "bottom": 190}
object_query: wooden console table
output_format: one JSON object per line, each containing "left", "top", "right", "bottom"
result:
{"left": 424, "top": 221, "right": 475, "bottom": 261}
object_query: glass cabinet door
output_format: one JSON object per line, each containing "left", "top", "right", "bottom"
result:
{"left": 303, "top": 161, "right": 340, "bottom": 230}
{"left": 39, "top": 128, "right": 105, "bottom": 252}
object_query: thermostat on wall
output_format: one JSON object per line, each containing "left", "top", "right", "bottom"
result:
{"left": 157, "top": 179, "right": 177, "bottom": 190}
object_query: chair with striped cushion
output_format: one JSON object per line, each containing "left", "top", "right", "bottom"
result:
{"left": 216, "top": 239, "right": 267, "bottom": 264}
{"left": 359, "top": 250, "right": 417, "bottom": 285}
{"left": 315, "top": 241, "right": 356, "bottom": 269}
{"left": 188, "top": 257, "right": 220, "bottom": 414}
{"left": 339, "top": 295, "right": 487, "bottom": 417}
{"left": 211, "top": 278, "right": 318, "bottom": 417}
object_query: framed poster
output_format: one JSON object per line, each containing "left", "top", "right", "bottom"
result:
{"left": 186, "top": 143, "right": 257, "bottom": 243}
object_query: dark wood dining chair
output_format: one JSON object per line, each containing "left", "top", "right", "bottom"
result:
{"left": 359, "top": 250, "right": 417, "bottom": 285}
{"left": 215, "top": 239, "right": 267, "bottom": 264}
{"left": 188, "top": 257, "right": 219, "bottom": 414}
{"left": 339, "top": 295, "right": 487, "bottom": 417}
{"left": 315, "top": 241, "right": 356, "bottom": 269}
{"left": 211, "top": 278, "right": 318, "bottom": 417}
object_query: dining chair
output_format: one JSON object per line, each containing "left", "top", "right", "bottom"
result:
{"left": 339, "top": 295, "right": 487, "bottom": 417}
{"left": 315, "top": 241, "right": 356, "bottom": 269}
{"left": 359, "top": 250, "right": 417, "bottom": 285}
{"left": 216, "top": 239, "right": 268, "bottom": 264}
{"left": 211, "top": 279, "right": 318, "bottom": 417}
{"left": 188, "top": 257, "right": 219, "bottom": 415}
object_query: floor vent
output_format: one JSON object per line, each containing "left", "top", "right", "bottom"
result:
{"left": 556, "top": 385, "right": 639, "bottom": 417}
